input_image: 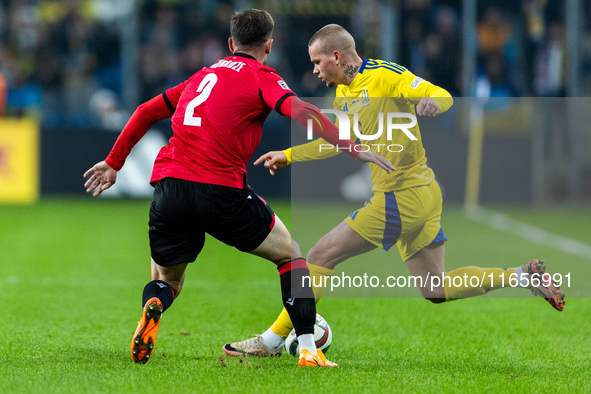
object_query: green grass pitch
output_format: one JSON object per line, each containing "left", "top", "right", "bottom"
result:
{"left": 1, "top": 198, "right": 590, "bottom": 393}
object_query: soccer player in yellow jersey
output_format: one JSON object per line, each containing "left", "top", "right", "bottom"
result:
{"left": 222, "top": 24, "right": 565, "bottom": 358}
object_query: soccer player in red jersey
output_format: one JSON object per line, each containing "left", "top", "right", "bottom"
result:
{"left": 84, "top": 9, "right": 393, "bottom": 367}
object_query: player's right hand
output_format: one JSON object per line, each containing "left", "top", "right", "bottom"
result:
{"left": 254, "top": 151, "right": 288, "bottom": 176}
{"left": 355, "top": 151, "right": 396, "bottom": 174}
{"left": 84, "top": 161, "right": 117, "bottom": 197}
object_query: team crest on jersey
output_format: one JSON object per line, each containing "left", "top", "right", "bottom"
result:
{"left": 410, "top": 77, "right": 424, "bottom": 89}
{"left": 361, "top": 89, "right": 370, "bottom": 106}
{"left": 277, "top": 80, "right": 290, "bottom": 90}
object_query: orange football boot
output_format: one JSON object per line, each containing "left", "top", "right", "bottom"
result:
{"left": 298, "top": 349, "right": 338, "bottom": 367}
{"left": 131, "top": 297, "right": 163, "bottom": 364}
{"left": 521, "top": 259, "right": 565, "bottom": 311}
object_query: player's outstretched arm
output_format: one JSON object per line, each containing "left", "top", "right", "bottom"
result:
{"left": 275, "top": 96, "right": 395, "bottom": 174}
{"left": 290, "top": 137, "right": 343, "bottom": 163}
{"left": 279, "top": 96, "right": 358, "bottom": 154}
{"left": 84, "top": 161, "right": 117, "bottom": 197}
{"left": 255, "top": 148, "right": 394, "bottom": 175}
{"left": 83, "top": 93, "right": 175, "bottom": 196}
{"left": 103, "top": 94, "right": 174, "bottom": 172}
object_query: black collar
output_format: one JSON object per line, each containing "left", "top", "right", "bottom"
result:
{"left": 233, "top": 52, "right": 257, "bottom": 61}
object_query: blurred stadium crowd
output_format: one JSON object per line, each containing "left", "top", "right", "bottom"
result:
{"left": 0, "top": 0, "right": 584, "bottom": 128}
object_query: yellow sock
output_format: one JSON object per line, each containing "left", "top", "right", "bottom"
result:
{"left": 444, "top": 266, "right": 515, "bottom": 301}
{"left": 269, "top": 264, "right": 335, "bottom": 337}
{"left": 308, "top": 264, "right": 334, "bottom": 302}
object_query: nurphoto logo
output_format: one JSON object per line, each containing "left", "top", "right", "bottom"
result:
{"left": 306, "top": 109, "right": 418, "bottom": 153}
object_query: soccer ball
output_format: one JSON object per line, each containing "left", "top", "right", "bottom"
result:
{"left": 284, "top": 313, "right": 332, "bottom": 356}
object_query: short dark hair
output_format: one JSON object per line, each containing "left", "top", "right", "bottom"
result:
{"left": 230, "top": 9, "right": 274, "bottom": 48}
{"left": 308, "top": 24, "right": 355, "bottom": 54}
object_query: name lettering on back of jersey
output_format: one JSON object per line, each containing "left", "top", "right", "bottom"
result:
{"left": 410, "top": 77, "right": 424, "bottom": 89}
{"left": 277, "top": 80, "right": 290, "bottom": 90}
{"left": 211, "top": 59, "right": 246, "bottom": 72}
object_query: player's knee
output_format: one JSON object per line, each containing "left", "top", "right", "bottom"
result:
{"left": 307, "top": 244, "right": 328, "bottom": 267}
{"left": 418, "top": 286, "right": 445, "bottom": 303}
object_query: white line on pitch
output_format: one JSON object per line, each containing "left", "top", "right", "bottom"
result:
{"left": 465, "top": 206, "right": 591, "bottom": 260}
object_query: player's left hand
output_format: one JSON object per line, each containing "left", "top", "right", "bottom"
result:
{"left": 84, "top": 161, "right": 117, "bottom": 197}
{"left": 416, "top": 97, "right": 441, "bottom": 117}
{"left": 355, "top": 151, "right": 396, "bottom": 174}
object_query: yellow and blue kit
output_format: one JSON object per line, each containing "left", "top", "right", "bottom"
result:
{"left": 285, "top": 58, "right": 453, "bottom": 261}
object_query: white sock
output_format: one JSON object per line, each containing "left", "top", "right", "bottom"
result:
{"left": 261, "top": 329, "right": 285, "bottom": 350}
{"left": 513, "top": 266, "right": 529, "bottom": 287}
{"left": 297, "top": 334, "right": 317, "bottom": 356}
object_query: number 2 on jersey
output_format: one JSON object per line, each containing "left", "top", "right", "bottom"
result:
{"left": 183, "top": 73, "right": 218, "bottom": 126}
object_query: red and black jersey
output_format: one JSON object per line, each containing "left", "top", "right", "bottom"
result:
{"left": 105, "top": 53, "right": 359, "bottom": 189}
{"left": 154, "top": 53, "right": 295, "bottom": 188}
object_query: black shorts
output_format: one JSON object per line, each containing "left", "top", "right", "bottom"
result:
{"left": 149, "top": 178, "right": 275, "bottom": 267}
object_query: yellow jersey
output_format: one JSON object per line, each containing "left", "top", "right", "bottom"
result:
{"left": 288, "top": 58, "right": 453, "bottom": 192}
